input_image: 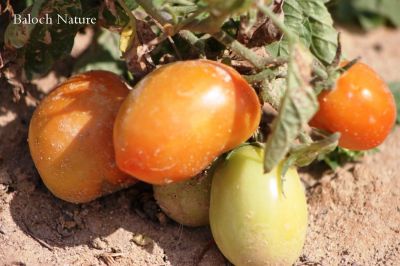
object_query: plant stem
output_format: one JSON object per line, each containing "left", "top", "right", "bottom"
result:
{"left": 298, "top": 131, "right": 313, "bottom": 144}
{"left": 179, "top": 30, "right": 206, "bottom": 55}
{"left": 313, "top": 61, "right": 329, "bottom": 79}
{"left": 137, "top": 0, "right": 286, "bottom": 70}
{"left": 171, "top": 5, "right": 198, "bottom": 14}
{"left": 244, "top": 69, "right": 276, "bottom": 83}
{"left": 136, "top": 0, "right": 172, "bottom": 25}
{"left": 117, "top": 0, "right": 136, "bottom": 22}
{"left": 167, "top": 0, "right": 194, "bottom": 5}
{"left": 212, "top": 31, "right": 286, "bottom": 70}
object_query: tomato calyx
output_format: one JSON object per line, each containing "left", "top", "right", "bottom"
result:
{"left": 224, "top": 142, "right": 264, "bottom": 161}
{"left": 282, "top": 132, "right": 340, "bottom": 174}
{"left": 312, "top": 57, "right": 361, "bottom": 95}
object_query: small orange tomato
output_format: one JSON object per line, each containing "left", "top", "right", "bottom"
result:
{"left": 310, "top": 62, "right": 396, "bottom": 150}
{"left": 29, "top": 71, "right": 137, "bottom": 203}
{"left": 114, "top": 60, "right": 261, "bottom": 185}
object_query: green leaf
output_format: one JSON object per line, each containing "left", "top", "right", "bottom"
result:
{"left": 389, "top": 82, "right": 400, "bottom": 124}
{"left": 331, "top": 0, "right": 400, "bottom": 29}
{"left": 357, "top": 13, "right": 386, "bottom": 30}
{"left": 289, "top": 133, "right": 339, "bottom": 166}
{"left": 282, "top": 132, "right": 339, "bottom": 175}
{"left": 266, "top": 0, "right": 338, "bottom": 64}
{"left": 124, "top": 0, "right": 139, "bottom": 10}
{"left": 352, "top": 0, "right": 400, "bottom": 27}
{"left": 3, "top": 0, "right": 101, "bottom": 78}
{"left": 263, "top": 45, "right": 319, "bottom": 172}
{"left": 73, "top": 29, "right": 126, "bottom": 75}
{"left": 23, "top": 0, "right": 84, "bottom": 78}
{"left": 322, "top": 147, "right": 365, "bottom": 170}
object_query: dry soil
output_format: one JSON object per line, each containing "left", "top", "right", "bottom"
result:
{"left": 0, "top": 27, "right": 399, "bottom": 266}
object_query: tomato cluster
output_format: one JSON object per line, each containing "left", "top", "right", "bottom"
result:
{"left": 29, "top": 59, "right": 395, "bottom": 265}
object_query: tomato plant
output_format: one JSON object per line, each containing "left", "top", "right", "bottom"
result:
{"left": 153, "top": 171, "right": 212, "bottom": 227}
{"left": 210, "top": 145, "right": 308, "bottom": 266}
{"left": 113, "top": 60, "right": 261, "bottom": 185}
{"left": 205, "top": 0, "right": 253, "bottom": 15}
{"left": 4, "top": 1, "right": 396, "bottom": 264}
{"left": 310, "top": 62, "right": 396, "bottom": 150}
{"left": 28, "top": 71, "right": 137, "bottom": 203}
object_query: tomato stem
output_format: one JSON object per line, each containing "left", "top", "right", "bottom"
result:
{"left": 117, "top": 0, "right": 136, "bottom": 23}
{"left": 212, "top": 31, "right": 286, "bottom": 70}
{"left": 136, "top": 0, "right": 172, "bottom": 25}
{"left": 179, "top": 30, "right": 206, "bottom": 55}
{"left": 244, "top": 69, "right": 277, "bottom": 83}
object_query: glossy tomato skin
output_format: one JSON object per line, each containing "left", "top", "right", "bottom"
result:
{"left": 113, "top": 60, "right": 261, "bottom": 185}
{"left": 310, "top": 62, "right": 396, "bottom": 150}
{"left": 29, "top": 71, "right": 137, "bottom": 203}
{"left": 210, "top": 145, "right": 308, "bottom": 266}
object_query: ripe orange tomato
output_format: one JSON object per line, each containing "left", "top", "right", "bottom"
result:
{"left": 310, "top": 62, "right": 396, "bottom": 150}
{"left": 113, "top": 60, "right": 261, "bottom": 185}
{"left": 29, "top": 71, "right": 137, "bottom": 203}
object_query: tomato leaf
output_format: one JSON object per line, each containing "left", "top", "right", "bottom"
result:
{"left": 389, "top": 82, "right": 400, "bottom": 124}
{"left": 263, "top": 45, "right": 318, "bottom": 172}
{"left": 4, "top": 0, "right": 94, "bottom": 78}
{"left": 124, "top": 0, "right": 139, "bottom": 10}
{"left": 283, "top": 132, "right": 339, "bottom": 175}
{"left": 25, "top": 1, "right": 85, "bottom": 78}
{"left": 73, "top": 29, "right": 126, "bottom": 75}
{"left": 322, "top": 147, "right": 365, "bottom": 170}
{"left": 266, "top": 0, "right": 338, "bottom": 64}
{"left": 331, "top": 0, "right": 400, "bottom": 30}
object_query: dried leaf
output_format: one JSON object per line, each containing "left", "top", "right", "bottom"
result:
{"left": 124, "top": 19, "right": 157, "bottom": 79}
{"left": 120, "top": 21, "right": 136, "bottom": 53}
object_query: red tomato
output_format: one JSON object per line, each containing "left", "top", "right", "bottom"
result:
{"left": 113, "top": 60, "right": 261, "bottom": 184}
{"left": 310, "top": 62, "right": 396, "bottom": 150}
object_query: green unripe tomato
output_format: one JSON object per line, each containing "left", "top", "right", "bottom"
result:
{"left": 210, "top": 145, "right": 308, "bottom": 266}
{"left": 153, "top": 172, "right": 212, "bottom": 227}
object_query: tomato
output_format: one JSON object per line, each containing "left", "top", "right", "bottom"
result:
{"left": 29, "top": 71, "right": 137, "bottom": 203}
{"left": 210, "top": 145, "right": 308, "bottom": 266}
{"left": 153, "top": 171, "right": 212, "bottom": 227}
{"left": 310, "top": 62, "right": 396, "bottom": 150}
{"left": 113, "top": 60, "right": 261, "bottom": 185}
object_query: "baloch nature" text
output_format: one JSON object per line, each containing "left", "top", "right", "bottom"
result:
{"left": 13, "top": 14, "right": 97, "bottom": 25}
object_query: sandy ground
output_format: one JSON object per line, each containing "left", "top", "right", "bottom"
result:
{"left": 0, "top": 27, "right": 400, "bottom": 266}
